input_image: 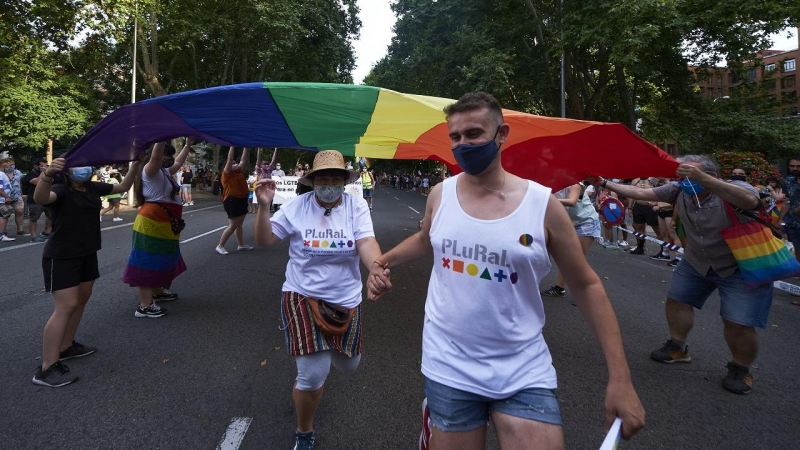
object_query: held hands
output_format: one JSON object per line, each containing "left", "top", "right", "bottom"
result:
{"left": 367, "top": 264, "right": 392, "bottom": 301}
{"left": 254, "top": 178, "right": 277, "bottom": 205}
{"left": 605, "top": 379, "right": 646, "bottom": 440}
{"left": 45, "top": 158, "right": 66, "bottom": 177}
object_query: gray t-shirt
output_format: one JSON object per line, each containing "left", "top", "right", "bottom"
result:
{"left": 653, "top": 180, "right": 759, "bottom": 278}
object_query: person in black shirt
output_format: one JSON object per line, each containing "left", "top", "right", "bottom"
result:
{"left": 21, "top": 158, "right": 51, "bottom": 242}
{"left": 180, "top": 166, "right": 194, "bottom": 205}
{"left": 31, "top": 157, "right": 141, "bottom": 388}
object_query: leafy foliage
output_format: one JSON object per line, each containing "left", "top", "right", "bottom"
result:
{"left": 714, "top": 151, "right": 781, "bottom": 185}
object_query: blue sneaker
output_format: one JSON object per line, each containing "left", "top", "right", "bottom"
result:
{"left": 293, "top": 430, "right": 315, "bottom": 450}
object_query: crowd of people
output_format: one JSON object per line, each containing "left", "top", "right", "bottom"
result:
{"left": 8, "top": 90, "right": 799, "bottom": 450}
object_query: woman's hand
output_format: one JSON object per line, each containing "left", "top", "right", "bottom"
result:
{"left": 367, "top": 264, "right": 392, "bottom": 301}
{"left": 45, "top": 158, "right": 66, "bottom": 177}
{"left": 254, "top": 178, "right": 277, "bottom": 205}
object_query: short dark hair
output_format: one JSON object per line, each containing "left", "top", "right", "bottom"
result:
{"left": 789, "top": 155, "right": 800, "bottom": 164}
{"left": 33, "top": 157, "right": 47, "bottom": 166}
{"left": 443, "top": 92, "right": 503, "bottom": 126}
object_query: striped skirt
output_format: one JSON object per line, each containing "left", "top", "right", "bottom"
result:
{"left": 121, "top": 202, "right": 187, "bottom": 287}
{"left": 281, "top": 291, "right": 362, "bottom": 357}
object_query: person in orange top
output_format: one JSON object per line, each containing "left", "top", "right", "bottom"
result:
{"left": 216, "top": 146, "right": 253, "bottom": 255}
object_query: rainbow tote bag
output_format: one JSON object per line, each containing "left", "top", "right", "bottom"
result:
{"left": 721, "top": 202, "right": 800, "bottom": 287}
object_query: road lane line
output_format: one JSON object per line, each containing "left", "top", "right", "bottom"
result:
{"left": 394, "top": 197, "right": 399, "bottom": 200}
{"left": 0, "top": 241, "right": 41, "bottom": 253}
{"left": 408, "top": 206, "right": 421, "bottom": 214}
{"left": 180, "top": 226, "right": 227, "bottom": 243}
{"left": 216, "top": 417, "right": 252, "bottom": 450}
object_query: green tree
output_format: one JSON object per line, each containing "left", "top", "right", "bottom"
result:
{"left": 0, "top": 2, "right": 97, "bottom": 153}
{"left": 365, "top": 0, "right": 800, "bottom": 134}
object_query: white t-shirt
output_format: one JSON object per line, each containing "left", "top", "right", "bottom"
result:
{"left": 423, "top": 175, "right": 556, "bottom": 398}
{"left": 270, "top": 192, "right": 374, "bottom": 308}
{"left": 271, "top": 169, "right": 286, "bottom": 177}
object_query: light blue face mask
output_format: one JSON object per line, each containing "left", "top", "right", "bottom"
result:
{"left": 70, "top": 167, "right": 94, "bottom": 183}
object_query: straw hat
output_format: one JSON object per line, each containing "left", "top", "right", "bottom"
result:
{"left": 299, "top": 150, "right": 359, "bottom": 186}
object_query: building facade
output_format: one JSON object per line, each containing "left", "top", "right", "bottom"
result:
{"left": 693, "top": 28, "right": 799, "bottom": 116}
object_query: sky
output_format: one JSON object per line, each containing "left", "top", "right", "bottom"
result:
{"left": 350, "top": 1, "right": 798, "bottom": 85}
{"left": 352, "top": 0, "right": 396, "bottom": 84}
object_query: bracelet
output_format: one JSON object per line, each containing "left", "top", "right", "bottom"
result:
{"left": 40, "top": 176, "right": 54, "bottom": 182}
{"left": 373, "top": 259, "right": 389, "bottom": 269}
{"left": 601, "top": 178, "right": 608, "bottom": 188}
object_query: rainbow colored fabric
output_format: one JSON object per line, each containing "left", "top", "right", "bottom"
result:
{"left": 66, "top": 82, "right": 678, "bottom": 190}
{"left": 721, "top": 204, "right": 800, "bottom": 287}
{"left": 121, "top": 203, "right": 187, "bottom": 287}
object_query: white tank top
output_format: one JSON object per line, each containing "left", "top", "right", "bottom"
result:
{"left": 142, "top": 168, "right": 181, "bottom": 204}
{"left": 422, "top": 175, "right": 557, "bottom": 398}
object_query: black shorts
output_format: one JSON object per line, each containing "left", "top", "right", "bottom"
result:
{"left": 107, "top": 198, "right": 121, "bottom": 204}
{"left": 223, "top": 196, "right": 249, "bottom": 219}
{"left": 657, "top": 209, "right": 673, "bottom": 219}
{"left": 632, "top": 203, "right": 659, "bottom": 227}
{"left": 43, "top": 253, "right": 100, "bottom": 292}
{"left": 28, "top": 204, "right": 50, "bottom": 221}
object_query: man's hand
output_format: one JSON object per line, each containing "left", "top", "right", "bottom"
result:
{"left": 367, "top": 264, "right": 392, "bottom": 301}
{"left": 605, "top": 379, "right": 646, "bottom": 440}
{"left": 586, "top": 176, "right": 603, "bottom": 187}
{"left": 676, "top": 164, "right": 712, "bottom": 183}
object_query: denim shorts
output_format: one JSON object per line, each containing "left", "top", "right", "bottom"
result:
{"left": 574, "top": 219, "right": 601, "bottom": 238}
{"left": 424, "top": 377, "right": 562, "bottom": 432}
{"left": 667, "top": 260, "right": 773, "bottom": 328}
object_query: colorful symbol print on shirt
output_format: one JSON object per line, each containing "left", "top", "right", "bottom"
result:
{"left": 442, "top": 258, "right": 517, "bottom": 284}
{"left": 519, "top": 234, "right": 533, "bottom": 246}
{"left": 303, "top": 240, "right": 350, "bottom": 249}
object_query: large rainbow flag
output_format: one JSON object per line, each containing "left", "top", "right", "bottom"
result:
{"left": 65, "top": 82, "right": 678, "bottom": 190}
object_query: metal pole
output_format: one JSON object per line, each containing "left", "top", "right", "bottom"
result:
{"left": 128, "top": 3, "right": 138, "bottom": 206}
{"left": 131, "top": 4, "right": 137, "bottom": 104}
{"left": 560, "top": 0, "right": 565, "bottom": 118}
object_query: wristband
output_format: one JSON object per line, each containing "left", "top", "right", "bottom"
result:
{"left": 373, "top": 259, "right": 389, "bottom": 270}
{"left": 40, "top": 176, "right": 54, "bottom": 182}
{"left": 601, "top": 179, "right": 608, "bottom": 188}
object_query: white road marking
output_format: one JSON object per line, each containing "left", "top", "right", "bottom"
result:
{"left": 408, "top": 206, "right": 421, "bottom": 214}
{"left": 101, "top": 222, "right": 134, "bottom": 231}
{"left": 394, "top": 197, "right": 399, "bottom": 200}
{"left": 180, "top": 226, "right": 227, "bottom": 243}
{"left": 0, "top": 241, "right": 41, "bottom": 253}
{"left": 216, "top": 417, "right": 252, "bottom": 450}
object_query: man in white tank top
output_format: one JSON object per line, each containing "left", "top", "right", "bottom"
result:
{"left": 367, "top": 93, "right": 644, "bottom": 449}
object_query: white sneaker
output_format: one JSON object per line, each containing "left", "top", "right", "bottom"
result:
{"left": 215, "top": 245, "right": 229, "bottom": 255}
{"left": 237, "top": 244, "right": 253, "bottom": 251}
{"left": 0, "top": 235, "right": 15, "bottom": 242}
{"left": 617, "top": 240, "right": 629, "bottom": 248}
{"left": 112, "top": 217, "right": 123, "bottom": 222}
{"left": 188, "top": 201, "right": 194, "bottom": 206}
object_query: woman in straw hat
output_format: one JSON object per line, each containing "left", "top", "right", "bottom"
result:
{"left": 253, "top": 149, "right": 383, "bottom": 450}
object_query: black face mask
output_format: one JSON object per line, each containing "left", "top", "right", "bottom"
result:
{"left": 730, "top": 175, "right": 747, "bottom": 181}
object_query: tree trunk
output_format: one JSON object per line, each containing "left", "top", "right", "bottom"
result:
{"left": 46, "top": 137, "right": 53, "bottom": 164}
{"left": 615, "top": 65, "right": 637, "bottom": 130}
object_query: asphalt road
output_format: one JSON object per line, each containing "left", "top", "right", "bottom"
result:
{"left": 1, "top": 186, "right": 798, "bottom": 449}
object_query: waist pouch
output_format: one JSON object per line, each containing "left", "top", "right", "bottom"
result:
{"left": 305, "top": 297, "right": 355, "bottom": 336}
